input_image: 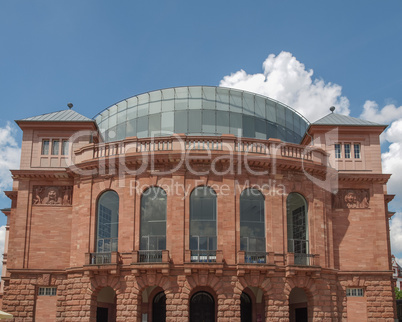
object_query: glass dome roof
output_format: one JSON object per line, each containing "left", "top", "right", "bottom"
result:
{"left": 94, "top": 86, "right": 309, "bottom": 143}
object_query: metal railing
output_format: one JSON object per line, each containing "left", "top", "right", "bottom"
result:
{"left": 288, "top": 238, "right": 317, "bottom": 266}
{"left": 90, "top": 252, "right": 111, "bottom": 265}
{"left": 244, "top": 252, "right": 267, "bottom": 264}
{"left": 190, "top": 250, "right": 216, "bottom": 263}
{"left": 139, "top": 250, "right": 163, "bottom": 263}
{"left": 294, "top": 253, "right": 315, "bottom": 266}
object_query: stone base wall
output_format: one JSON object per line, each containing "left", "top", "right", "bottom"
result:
{"left": 1, "top": 269, "right": 396, "bottom": 321}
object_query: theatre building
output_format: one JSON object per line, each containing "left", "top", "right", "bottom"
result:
{"left": 0, "top": 86, "right": 397, "bottom": 321}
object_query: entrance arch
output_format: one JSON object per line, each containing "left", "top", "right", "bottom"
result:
{"left": 190, "top": 291, "right": 215, "bottom": 322}
{"left": 96, "top": 287, "right": 116, "bottom": 322}
{"left": 152, "top": 291, "right": 166, "bottom": 322}
{"left": 289, "top": 287, "right": 308, "bottom": 322}
{"left": 241, "top": 292, "right": 252, "bottom": 322}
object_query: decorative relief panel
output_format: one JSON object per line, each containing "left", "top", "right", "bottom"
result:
{"left": 332, "top": 189, "right": 370, "bottom": 209}
{"left": 32, "top": 186, "right": 72, "bottom": 206}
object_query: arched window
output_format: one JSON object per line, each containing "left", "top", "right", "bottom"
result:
{"left": 240, "top": 188, "right": 266, "bottom": 263}
{"left": 190, "top": 186, "right": 217, "bottom": 262}
{"left": 140, "top": 187, "right": 167, "bottom": 262}
{"left": 190, "top": 291, "right": 215, "bottom": 322}
{"left": 287, "top": 193, "right": 309, "bottom": 265}
{"left": 96, "top": 191, "right": 119, "bottom": 255}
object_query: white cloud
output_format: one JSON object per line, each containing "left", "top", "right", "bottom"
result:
{"left": 360, "top": 100, "right": 402, "bottom": 124}
{"left": 219, "top": 51, "right": 350, "bottom": 122}
{"left": 0, "top": 122, "right": 20, "bottom": 194}
{"left": 382, "top": 119, "right": 402, "bottom": 209}
{"left": 390, "top": 212, "right": 402, "bottom": 255}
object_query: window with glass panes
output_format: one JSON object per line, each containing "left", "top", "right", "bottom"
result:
{"left": 335, "top": 144, "right": 341, "bottom": 159}
{"left": 38, "top": 287, "right": 57, "bottom": 296}
{"left": 346, "top": 288, "right": 364, "bottom": 297}
{"left": 240, "top": 189, "right": 265, "bottom": 254}
{"left": 344, "top": 143, "right": 351, "bottom": 158}
{"left": 41, "top": 138, "right": 69, "bottom": 156}
{"left": 140, "top": 187, "right": 167, "bottom": 251}
{"left": 190, "top": 187, "right": 217, "bottom": 252}
{"left": 96, "top": 191, "right": 119, "bottom": 253}
{"left": 354, "top": 143, "right": 361, "bottom": 159}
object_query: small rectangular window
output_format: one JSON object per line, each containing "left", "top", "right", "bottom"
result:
{"left": 61, "top": 140, "right": 69, "bottom": 155}
{"left": 344, "top": 143, "right": 351, "bottom": 159}
{"left": 51, "top": 139, "right": 60, "bottom": 155}
{"left": 346, "top": 288, "right": 364, "bottom": 297}
{"left": 38, "top": 287, "right": 57, "bottom": 296}
{"left": 335, "top": 143, "right": 341, "bottom": 159}
{"left": 354, "top": 144, "right": 361, "bottom": 159}
{"left": 42, "top": 140, "right": 50, "bottom": 155}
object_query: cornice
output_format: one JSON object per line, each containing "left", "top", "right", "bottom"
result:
{"left": 11, "top": 169, "right": 72, "bottom": 180}
{"left": 4, "top": 191, "right": 17, "bottom": 200}
{"left": 338, "top": 173, "right": 391, "bottom": 184}
{"left": 385, "top": 194, "right": 395, "bottom": 204}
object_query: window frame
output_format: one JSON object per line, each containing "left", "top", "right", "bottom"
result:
{"left": 346, "top": 288, "right": 364, "bottom": 297}
{"left": 140, "top": 187, "right": 167, "bottom": 251}
{"left": 38, "top": 287, "right": 57, "bottom": 296}
{"left": 189, "top": 186, "right": 217, "bottom": 251}
{"left": 334, "top": 143, "right": 342, "bottom": 159}
{"left": 240, "top": 188, "right": 266, "bottom": 253}
{"left": 354, "top": 143, "right": 361, "bottom": 159}
{"left": 96, "top": 190, "right": 119, "bottom": 253}
{"left": 344, "top": 143, "right": 351, "bottom": 159}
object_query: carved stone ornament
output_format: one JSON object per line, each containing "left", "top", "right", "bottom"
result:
{"left": 32, "top": 186, "right": 73, "bottom": 206}
{"left": 332, "top": 189, "right": 370, "bottom": 209}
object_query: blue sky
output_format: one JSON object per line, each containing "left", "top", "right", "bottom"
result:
{"left": 1, "top": 1, "right": 402, "bottom": 261}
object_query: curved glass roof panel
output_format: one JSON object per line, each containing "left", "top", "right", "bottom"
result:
{"left": 93, "top": 86, "right": 310, "bottom": 143}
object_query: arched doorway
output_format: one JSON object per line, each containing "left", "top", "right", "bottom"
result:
{"left": 289, "top": 288, "right": 308, "bottom": 322}
{"left": 190, "top": 291, "right": 215, "bottom": 322}
{"left": 152, "top": 291, "right": 166, "bottom": 322}
{"left": 96, "top": 287, "right": 116, "bottom": 322}
{"left": 241, "top": 292, "right": 252, "bottom": 322}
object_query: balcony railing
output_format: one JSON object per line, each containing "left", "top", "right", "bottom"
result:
{"left": 294, "top": 253, "right": 316, "bottom": 266}
{"left": 90, "top": 252, "right": 111, "bottom": 264}
{"left": 74, "top": 135, "right": 328, "bottom": 166}
{"left": 191, "top": 250, "right": 216, "bottom": 263}
{"left": 139, "top": 250, "right": 163, "bottom": 263}
{"left": 86, "top": 252, "right": 120, "bottom": 265}
{"left": 244, "top": 252, "right": 267, "bottom": 264}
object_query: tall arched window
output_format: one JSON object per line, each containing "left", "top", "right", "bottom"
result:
{"left": 96, "top": 191, "right": 119, "bottom": 263}
{"left": 190, "top": 186, "right": 217, "bottom": 262}
{"left": 287, "top": 193, "right": 309, "bottom": 265}
{"left": 140, "top": 187, "right": 167, "bottom": 262}
{"left": 240, "top": 188, "right": 265, "bottom": 263}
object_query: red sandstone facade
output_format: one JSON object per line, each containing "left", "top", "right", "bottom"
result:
{"left": 0, "top": 100, "right": 397, "bottom": 321}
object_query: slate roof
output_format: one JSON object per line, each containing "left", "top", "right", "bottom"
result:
{"left": 17, "top": 109, "right": 93, "bottom": 122}
{"left": 313, "top": 113, "right": 385, "bottom": 127}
